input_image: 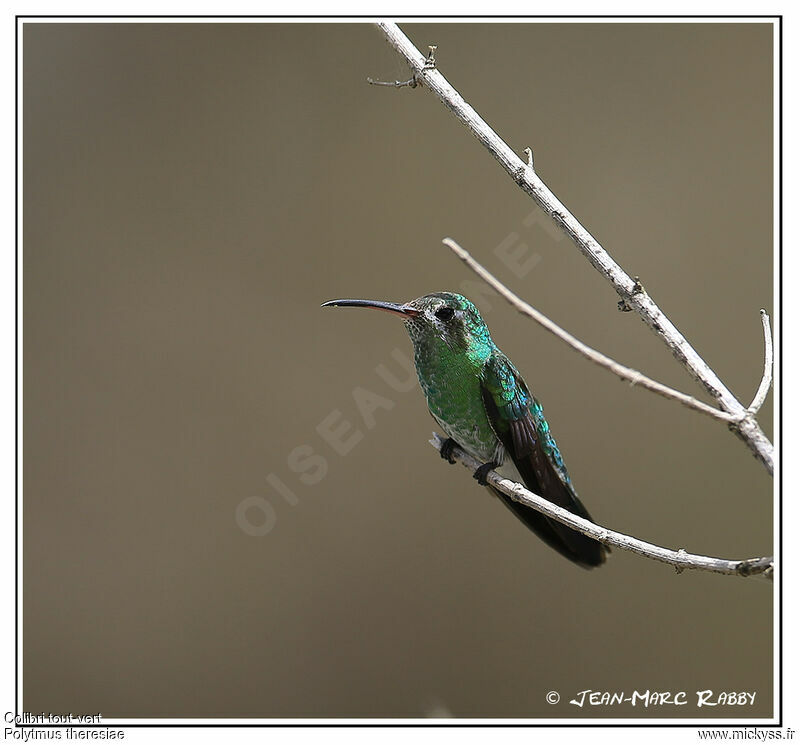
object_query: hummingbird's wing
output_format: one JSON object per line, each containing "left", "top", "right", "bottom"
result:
{"left": 480, "top": 351, "right": 608, "bottom": 568}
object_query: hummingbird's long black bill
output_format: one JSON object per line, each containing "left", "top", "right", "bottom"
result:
{"left": 321, "top": 299, "right": 419, "bottom": 318}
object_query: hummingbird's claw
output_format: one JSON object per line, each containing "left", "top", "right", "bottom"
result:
{"left": 473, "top": 461, "right": 499, "bottom": 486}
{"left": 439, "top": 437, "right": 458, "bottom": 464}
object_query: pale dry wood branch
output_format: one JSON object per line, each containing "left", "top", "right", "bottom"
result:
{"left": 374, "top": 21, "right": 774, "bottom": 475}
{"left": 443, "top": 237, "right": 739, "bottom": 424}
{"left": 430, "top": 433, "right": 773, "bottom": 580}
{"left": 748, "top": 310, "right": 773, "bottom": 414}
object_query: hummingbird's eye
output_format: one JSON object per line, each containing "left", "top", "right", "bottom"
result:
{"left": 434, "top": 306, "right": 455, "bottom": 322}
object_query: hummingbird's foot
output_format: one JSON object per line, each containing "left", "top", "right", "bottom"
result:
{"left": 439, "top": 437, "right": 458, "bottom": 464}
{"left": 473, "top": 461, "right": 499, "bottom": 486}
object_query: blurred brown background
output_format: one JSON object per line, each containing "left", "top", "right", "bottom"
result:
{"left": 23, "top": 22, "right": 774, "bottom": 718}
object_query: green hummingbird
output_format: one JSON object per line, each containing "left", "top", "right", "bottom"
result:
{"left": 322, "top": 292, "right": 607, "bottom": 568}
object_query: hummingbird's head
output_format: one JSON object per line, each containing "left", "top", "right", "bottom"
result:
{"left": 403, "top": 292, "right": 490, "bottom": 349}
{"left": 322, "top": 292, "right": 493, "bottom": 362}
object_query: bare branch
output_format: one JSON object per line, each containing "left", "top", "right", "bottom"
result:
{"left": 430, "top": 433, "right": 773, "bottom": 580}
{"left": 443, "top": 238, "right": 738, "bottom": 424}
{"left": 748, "top": 310, "right": 773, "bottom": 414}
{"left": 374, "top": 22, "right": 774, "bottom": 475}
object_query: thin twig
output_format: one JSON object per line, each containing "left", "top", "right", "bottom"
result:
{"left": 374, "top": 22, "right": 774, "bottom": 476}
{"left": 430, "top": 433, "right": 773, "bottom": 580}
{"left": 748, "top": 309, "right": 773, "bottom": 414}
{"left": 366, "top": 44, "right": 438, "bottom": 89}
{"left": 443, "top": 238, "right": 739, "bottom": 424}
{"left": 367, "top": 76, "right": 418, "bottom": 88}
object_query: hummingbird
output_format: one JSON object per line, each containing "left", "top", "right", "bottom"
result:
{"left": 322, "top": 292, "right": 607, "bottom": 568}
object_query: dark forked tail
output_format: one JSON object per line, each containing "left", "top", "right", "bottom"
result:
{"left": 488, "top": 485, "right": 607, "bottom": 568}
